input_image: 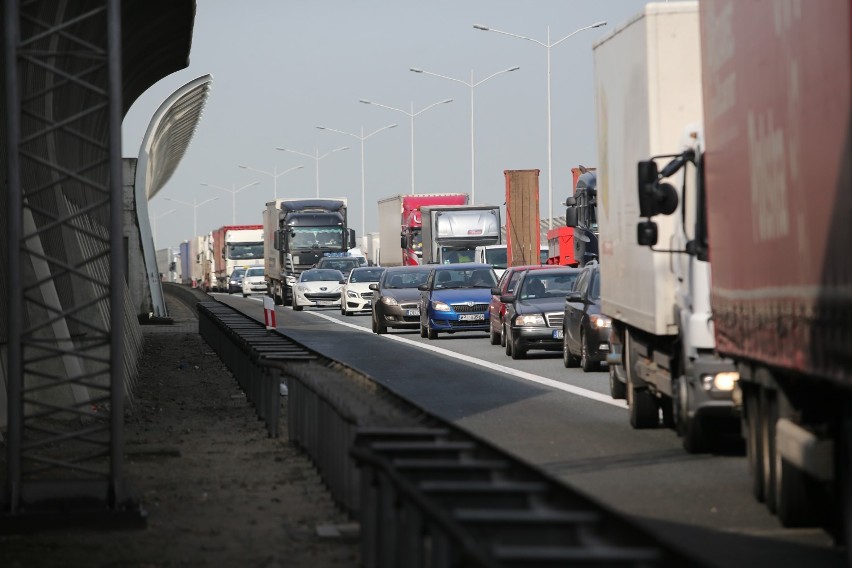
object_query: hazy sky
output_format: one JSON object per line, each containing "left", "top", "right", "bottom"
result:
{"left": 123, "top": 0, "right": 663, "bottom": 251}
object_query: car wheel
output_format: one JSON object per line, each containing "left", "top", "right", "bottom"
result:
{"left": 242, "top": 293, "right": 248, "bottom": 298}
{"left": 500, "top": 321, "right": 507, "bottom": 347}
{"left": 489, "top": 324, "right": 500, "bottom": 346}
{"left": 375, "top": 316, "right": 387, "bottom": 334}
{"left": 427, "top": 321, "right": 438, "bottom": 340}
{"left": 504, "top": 325, "right": 512, "bottom": 356}
{"left": 420, "top": 321, "right": 428, "bottom": 338}
{"left": 580, "top": 331, "right": 601, "bottom": 372}
{"left": 292, "top": 294, "right": 303, "bottom": 311}
{"left": 511, "top": 336, "right": 526, "bottom": 360}
{"left": 563, "top": 331, "right": 579, "bottom": 368}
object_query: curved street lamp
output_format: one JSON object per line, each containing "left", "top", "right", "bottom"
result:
{"left": 474, "top": 21, "right": 606, "bottom": 228}
{"left": 410, "top": 65, "right": 519, "bottom": 202}
{"left": 275, "top": 146, "right": 350, "bottom": 198}
{"left": 316, "top": 123, "right": 397, "bottom": 237}
{"left": 200, "top": 181, "right": 260, "bottom": 225}
{"left": 237, "top": 164, "right": 304, "bottom": 200}
{"left": 359, "top": 98, "right": 453, "bottom": 195}
{"left": 163, "top": 195, "right": 220, "bottom": 238}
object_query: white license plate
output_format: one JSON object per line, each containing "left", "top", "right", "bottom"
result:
{"left": 406, "top": 309, "right": 420, "bottom": 316}
{"left": 316, "top": 300, "right": 336, "bottom": 306}
{"left": 553, "top": 329, "right": 564, "bottom": 339}
{"left": 459, "top": 314, "right": 484, "bottom": 321}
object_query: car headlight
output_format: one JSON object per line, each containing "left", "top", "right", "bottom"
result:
{"left": 347, "top": 290, "right": 359, "bottom": 298}
{"left": 590, "top": 314, "right": 612, "bottom": 328}
{"left": 431, "top": 300, "right": 451, "bottom": 312}
{"left": 381, "top": 296, "right": 398, "bottom": 306}
{"left": 702, "top": 371, "right": 740, "bottom": 392}
{"left": 515, "top": 314, "right": 546, "bottom": 327}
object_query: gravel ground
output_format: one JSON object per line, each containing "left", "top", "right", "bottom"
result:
{"left": 0, "top": 288, "right": 360, "bottom": 568}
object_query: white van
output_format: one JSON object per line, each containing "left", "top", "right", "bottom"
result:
{"left": 474, "top": 244, "right": 548, "bottom": 279}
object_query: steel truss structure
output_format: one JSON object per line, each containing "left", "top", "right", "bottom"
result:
{"left": 3, "top": 0, "right": 143, "bottom": 523}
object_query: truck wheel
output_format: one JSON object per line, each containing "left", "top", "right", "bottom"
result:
{"left": 660, "top": 396, "right": 674, "bottom": 429}
{"left": 773, "top": 388, "right": 820, "bottom": 527}
{"left": 745, "top": 387, "right": 765, "bottom": 502}
{"left": 760, "top": 387, "right": 778, "bottom": 514}
{"left": 609, "top": 365, "right": 627, "bottom": 399}
{"left": 580, "top": 331, "right": 600, "bottom": 372}
{"left": 626, "top": 331, "right": 657, "bottom": 429}
{"left": 563, "top": 333, "right": 579, "bottom": 368}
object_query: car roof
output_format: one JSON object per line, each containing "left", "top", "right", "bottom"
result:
{"left": 430, "top": 262, "right": 492, "bottom": 270}
{"left": 351, "top": 266, "right": 384, "bottom": 272}
{"left": 383, "top": 265, "right": 433, "bottom": 273}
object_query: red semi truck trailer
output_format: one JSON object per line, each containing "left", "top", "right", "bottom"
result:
{"left": 377, "top": 193, "right": 468, "bottom": 266}
{"left": 639, "top": 0, "right": 851, "bottom": 538}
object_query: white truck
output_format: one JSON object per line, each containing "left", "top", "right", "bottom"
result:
{"left": 594, "top": 1, "right": 738, "bottom": 452}
{"left": 420, "top": 205, "right": 501, "bottom": 265}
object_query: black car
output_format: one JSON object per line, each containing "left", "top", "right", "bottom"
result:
{"left": 501, "top": 267, "right": 581, "bottom": 359}
{"left": 562, "top": 262, "right": 610, "bottom": 372}
{"left": 227, "top": 267, "right": 247, "bottom": 294}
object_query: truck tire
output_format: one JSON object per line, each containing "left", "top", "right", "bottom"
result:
{"left": 626, "top": 331, "right": 658, "bottom": 429}
{"left": 674, "top": 378, "right": 709, "bottom": 453}
{"left": 745, "top": 387, "right": 765, "bottom": 502}
{"left": 760, "top": 387, "right": 778, "bottom": 514}
{"left": 773, "top": 388, "right": 820, "bottom": 527}
{"left": 609, "top": 364, "right": 626, "bottom": 399}
{"left": 580, "top": 331, "right": 600, "bottom": 372}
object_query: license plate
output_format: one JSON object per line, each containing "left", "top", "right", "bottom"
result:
{"left": 406, "top": 309, "right": 420, "bottom": 316}
{"left": 553, "top": 329, "right": 564, "bottom": 339}
{"left": 459, "top": 314, "right": 484, "bottom": 321}
{"left": 316, "top": 300, "right": 335, "bottom": 306}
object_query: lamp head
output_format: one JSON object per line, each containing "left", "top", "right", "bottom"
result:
{"left": 473, "top": 24, "right": 489, "bottom": 31}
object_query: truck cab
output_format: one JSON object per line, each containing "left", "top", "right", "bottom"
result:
{"left": 564, "top": 171, "right": 599, "bottom": 267}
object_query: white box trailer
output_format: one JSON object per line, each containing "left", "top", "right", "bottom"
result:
{"left": 595, "top": 2, "right": 703, "bottom": 337}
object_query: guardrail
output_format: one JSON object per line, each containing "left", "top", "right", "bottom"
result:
{"left": 197, "top": 299, "right": 696, "bottom": 567}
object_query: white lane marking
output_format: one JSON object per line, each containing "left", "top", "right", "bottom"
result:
{"left": 304, "top": 310, "right": 628, "bottom": 409}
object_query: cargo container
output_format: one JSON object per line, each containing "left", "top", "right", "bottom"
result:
{"left": 420, "top": 205, "right": 501, "bottom": 265}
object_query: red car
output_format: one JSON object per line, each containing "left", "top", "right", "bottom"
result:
{"left": 488, "top": 265, "right": 552, "bottom": 346}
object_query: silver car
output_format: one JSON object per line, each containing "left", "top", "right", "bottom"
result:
{"left": 369, "top": 266, "right": 431, "bottom": 334}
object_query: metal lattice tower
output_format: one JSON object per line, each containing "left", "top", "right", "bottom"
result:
{"left": 3, "top": 0, "right": 141, "bottom": 521}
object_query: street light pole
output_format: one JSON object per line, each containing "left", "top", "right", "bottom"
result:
{"left": 275, "top": 146, "right": 349, "bottom": 198}
{"left": 151, "top": 208, "right": 176, "bottom": 248}
{"left": 163, "top": 195, "right": 220, "bottom": 238}
{"left": 474, "top": 20, "right": 606, "bottom": 228}
{"left": 316, "top": 123, "right": 397, "bottom": 238}
{"left": 410, "top": 65, "right": 519, "bottom": 202}
{"left": 237, "top": 164, "right": 304, "bottom": 200}
{"left": 200, "top": 181, "right": 260, "bottom": 225}
{"left": 359, "top": 97, "right": 453, "bottom": 195}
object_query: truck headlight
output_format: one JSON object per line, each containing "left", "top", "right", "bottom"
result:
{"left": 515, "top": 314, "right": 546, "bottom": 327}
{"left": 381, "top": 296, "right": 398, "bottom": 306}
{"left": 431, "top": 301, "right": 451, "bottom": 312}
{"left": 702, "top": 371, "right": 740, "bottom": 391}
{"left": 590, "top": 314, "right": 612, "bottom": 328}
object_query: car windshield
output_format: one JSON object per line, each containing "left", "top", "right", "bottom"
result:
{"left": 245, "top": 267, "right": 264, "bottom": 277}
{"left": 349, "top": 268, "right": 385, "bottom": 283}
{"left": 230, "top": 268, "right": 246, "bottom": 279}
{"left": 484, "top": 248, "right": 507, "bottom": 269}
{"left": 301, "top": 269, "right": 343, "bottom": 282}
{"left": 320, "top": 259, "right": 358, "bottom": 271}
{"left": 384, "top": 271, "right": 429, "bottom": 289}
{"left": 519, "top": 272, "right": 579, "bottom": 300}
{"left": 433, "top": 268, "right": 497, "bottom": 289}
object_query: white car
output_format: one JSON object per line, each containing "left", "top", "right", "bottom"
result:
{"left": 241, "top": 266, "right": 267, "bottom": 297}
{"left": 340, "top": 266, "right": 385, "bottom": 316}
{"left": 292, "top": 269, "right": 344, "bottom": 311}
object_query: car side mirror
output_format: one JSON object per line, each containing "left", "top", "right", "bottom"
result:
{"left": 566, "top": 291, "right": 584, "bottom": 303}
{"left": 500, "top": 294, "right": 515, "bottom": 303}
{"left": 369, "top": 283, "right": 378, "bottom": 291}
{"left": 417, "top": 283, "right": 430, "bottom": 291}
{"left": 490, "top": 287, "right": 501, "bottom": 296}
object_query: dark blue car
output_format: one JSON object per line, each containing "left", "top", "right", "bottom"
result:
{"left": 418, "top": 263, "right": 498, "bottom": 340}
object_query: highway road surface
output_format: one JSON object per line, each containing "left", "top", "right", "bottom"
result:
{"left": 215, "top": 293, "right": 844, "bottom": 568}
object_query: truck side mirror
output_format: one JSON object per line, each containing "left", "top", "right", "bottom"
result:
{"left": 638, "top": 160, "right": 679, "bottom": 217}
{"left": 637, "top": 221, "right": 659, "bottom": 246}
{"left": 565, "top": 207, "right": 578, "bottom": 228}
{"left": 347, "top": 228, "right": 356, "bottom": 249}
{"left": 274, "top": 231, "right": 281, "bottom": 251}
{"left": 565, "top": 196, "right": 577, "bottom": 207}
{"left": 400, "top": 237, "right": 406, "bottom": 250}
